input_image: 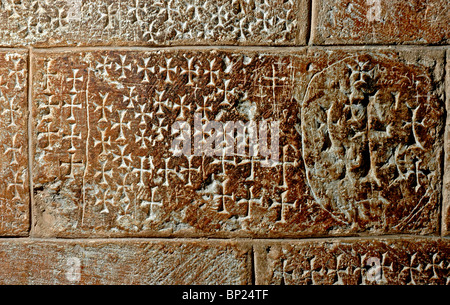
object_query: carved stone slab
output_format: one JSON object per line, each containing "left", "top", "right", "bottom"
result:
{"left": 0, "top": 50, "right": 29, "bottom": 236}
{"left": 301, "top": 51, "right": 444, "bottom": 233}
{"left": 0, "top": 239, "right": 251, "bottom": 284}
{"left": 312, "top": 0, "right": 449, "bottom": 45}
{"left": 32, "top": 48, "right": 444, "bottom": 237}
{"left": 0, "top": 0, "right": 307, "bottom": 47}
{"left": 254, "top": 238, "right": 450, "bottom": 285}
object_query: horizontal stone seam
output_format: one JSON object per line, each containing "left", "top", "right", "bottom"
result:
{"left": 18, "top": 45, "right": 450, "bottom": 52}
{"left": 0, "top": 48, "right": 29, "bottom": 52}
{"left": 310, "top": 43, "right": 450, "bottom": 47}
{"left": 0, "top": 42, "right": 448, "bottom": 49}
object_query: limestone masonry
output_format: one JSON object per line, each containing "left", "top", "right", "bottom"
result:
{"left": 0, "top": 0, "right": 448, "bottom": 285}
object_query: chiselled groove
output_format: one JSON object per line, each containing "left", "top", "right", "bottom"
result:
{"left": 442, "top": 50, "right": 448, "bottom": 236}
{"left": 81, "top": 62, "right": 92, "bottom": 227}
{"left": 27, "top": 47, "right": 34, "bottom": 235}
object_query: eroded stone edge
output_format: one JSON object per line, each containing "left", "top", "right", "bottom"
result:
{"left": 309, "top": 0, "right": 322, "bottom": 45}
{"left": 444, "top": 49, "right": 450, "bottom": 236}
{"left": 296, "top": 0, "right": 310, "bottom": 45}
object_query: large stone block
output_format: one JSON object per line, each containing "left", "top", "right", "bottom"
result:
{"left": 312, "top": 0, "right": 449, "bottom": 45}
{"left": 444, "top": 49, "right": 450, "bottom": 236}
{"left": 254, "top": 238, "right": 450, "bottom": 285}
{"left": 0, "top": 50, "right": 29, "bottom": 236}
{"left": 0, "top": 239, "right": 252, "bottom": 284}
{"left": 0, "top": 0, "right": 307, "bottom": 46}
{"left": 32, "top": 47, "right": 445, "bottom": 237}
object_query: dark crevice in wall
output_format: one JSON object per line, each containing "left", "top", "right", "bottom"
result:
{"left": 306, "top": 0, "right": 313, "bottom": 45}
{"left": 441, "top": 52, "right": 448, "bottom": 236}
{"left": 27, "top": 46, "right": 34, "bottom": 237}
{"left": 250, "top": 244, "right": 256, "bottom": 285}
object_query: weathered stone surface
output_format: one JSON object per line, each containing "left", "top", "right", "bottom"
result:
{"left": 301, "top": 49, "right": 445, "bottom": 232}
{"left": 312, "top": 0, "right": 449, "bottom": 45}
{"left": 0, "top": 0, "right": 306, "bottom": 46}
{"left": 254, "top": 238, "right": 450, "bottom": 285}
{"left": 32, "top": 48, "right": 445, "bottom": 237}
{"left": 0, "top": 50, "right": 29, "bottom": 236}
{"left": 0, "top": 239, "right": 251, "bottom": 284}
{"left": 444, "top": 49, "right": 450, "bottom": 236}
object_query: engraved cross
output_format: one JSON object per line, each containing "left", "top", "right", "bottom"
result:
{"left": 141, "top": 186, "right": 163, "bottom": 221}
{"left": 67, "top": 69, "right": 84, "bottom": 93}
{"left": 7, "top": 172, "right": 24, "bottom": 201}
{"left": 180, "top": 56, "right": 200, "bottom": 86}
{"left": 159, "top": 57, "right": 178, "bottom": 84}
{"left": 111, "top": 110, "right": 131, "bottom": 142}
{"left": 133, "top": 156, "right": 154, "bottom": 187}
{"left": 137, "top": 57, "right": 155, "bottom": 83}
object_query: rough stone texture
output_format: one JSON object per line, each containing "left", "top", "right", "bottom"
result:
{"left": 254, "top": 238, "right": 450, "bottom": 285}
{"left": 32, "top": 47, "right": 445, "bottom": 238}
{"left": 0, "top": 0, "right": 446, "bottom": 287}
{"left": 312, "top": 0, "right": 450, "bottom": 45}
{"left": 301, "top": 49, "right": 445, "bottom": 233}
{"left": 444, "top": 49, "right": 450, "bottom": 236}
{"left": 0, "top": 50, "right": 29, "bottom": 236}
{"left": 0, "top": 239, "right": 251, "bottom": 284}
{"left": 0, "top": 0, "right": 307, "bottom": 47}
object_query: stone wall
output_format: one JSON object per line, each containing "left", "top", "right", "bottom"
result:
{"left": 0, "top": 0, "right": 448, "bottom": 285}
